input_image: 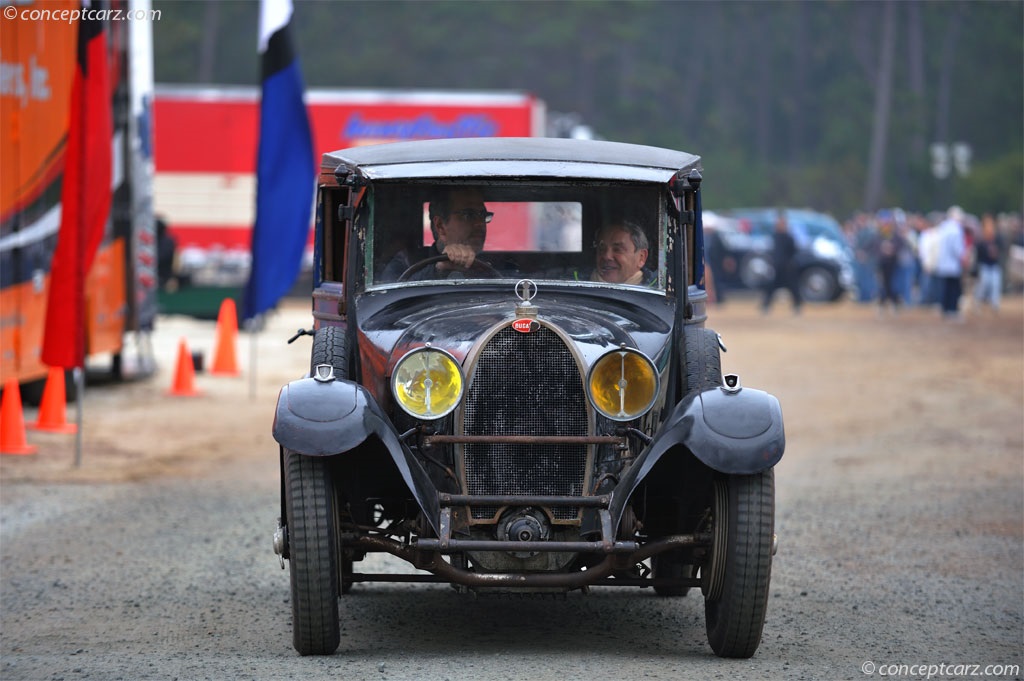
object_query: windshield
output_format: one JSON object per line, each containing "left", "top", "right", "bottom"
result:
{"left": 729, "top": 208, "right": 845, "bottom": 249}
{"left": 365, "top": 182, "right": 668, "bottom": 289}
{"left": 790, "top": 211, "right": 845, "bottom": 242}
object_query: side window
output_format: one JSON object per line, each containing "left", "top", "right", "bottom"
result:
{"left": 372, "top": 194, "right": 426, "bottom": 283}
{"left": 319, "top": 185, "right": 350, "bottom": 284}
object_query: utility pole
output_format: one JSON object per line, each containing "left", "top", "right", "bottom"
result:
{"left": 864, "top": 0, "right": 896, "bottom": 212}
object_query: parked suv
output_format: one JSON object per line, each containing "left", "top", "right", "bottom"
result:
{"left": 271, "top": 138, "right": 785, "bottom": 658}
{"left": 718, "top": 208, "right": 855, "bottom": 302}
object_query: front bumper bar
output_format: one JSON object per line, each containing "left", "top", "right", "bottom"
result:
{"left": 345, "top": 490, "right": 710, "bottom": 589}
{"left": 352, "top": 533, "right": 709, "bottom": 589}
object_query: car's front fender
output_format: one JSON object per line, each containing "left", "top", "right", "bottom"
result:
{"left": 610, "top": 381, "right": 784, "bottom": 529}
{"left": 273, "top": 377, "right": 379, "bottom": 455}
{"left": 272, "top": 377, "right": 440, "bottom": 533}
{"left": 670, "top": 382, "right": 785, "bottom": 474}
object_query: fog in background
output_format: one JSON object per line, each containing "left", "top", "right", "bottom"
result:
{"left": 152, "top": 0, "right": 1023, "bottom": 217}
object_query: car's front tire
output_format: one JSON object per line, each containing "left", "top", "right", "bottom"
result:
{"left": 684, "top": 327, "right": 723, "bottom": 395}
{"left": 798, "top": 264, "right": 840, "bottom": 302}
{"left": 284, "top": 449, "right": 340, "bottom": 655}
{"left": 703, "top": 470, "right": 775, "bottom": 658}
{"left": 310, "top": 326, "right": 349, "bottom": 379}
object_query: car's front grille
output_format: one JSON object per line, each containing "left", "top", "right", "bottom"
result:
{"left": 462, "top": 325, "right": 589, "bottom": 521}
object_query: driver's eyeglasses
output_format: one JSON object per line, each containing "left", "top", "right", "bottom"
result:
{"left": 449, "top": 209, "right": 494, "bottom": 223}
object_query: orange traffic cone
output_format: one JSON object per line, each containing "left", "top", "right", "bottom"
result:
{"left": 1, "top": 377, "right": 38, "bottom": 455}
{"left": 210, "top": 298, "right": 240, "bottom": 376}
{"left": 167, "top": 338, "right": 202, "bottom": 396}
{"left": 29, "top": 367, "right": 77, "bottom": 433}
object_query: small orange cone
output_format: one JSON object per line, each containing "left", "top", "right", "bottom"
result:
{"left": 29, "top": 367, "right": 77, "bottom": 433}
{"left": 1, "top": 378, "right": 38, "bottom": 455}
{"left": 167, "top": 338, "right": 202, "bottom": 396}
{"left": 210, "top": 298, "right": 240, "bottom": 376}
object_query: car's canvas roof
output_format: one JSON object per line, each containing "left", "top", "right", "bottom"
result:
{"left": 322, "top": 137, "right": 701, "bottom": 184}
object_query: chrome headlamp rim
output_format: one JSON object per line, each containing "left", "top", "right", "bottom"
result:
{"left": 390, "top": 346, "right": 465, "bottom": 420}
{"left": 585, "top": 346, "right": 660, "bottom": 422}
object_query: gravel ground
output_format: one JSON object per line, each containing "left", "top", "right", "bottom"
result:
{"left": 1, "top": 294, "right": 1021, "bottom": 680}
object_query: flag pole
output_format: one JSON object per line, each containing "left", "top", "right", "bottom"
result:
{"left": 249, "top": 315, "right": 260, "bottom": 400}
{"left": 73, "top": 367, "right": 84, "bottom": 467}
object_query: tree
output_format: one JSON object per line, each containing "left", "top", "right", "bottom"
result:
{"left": 151, "top": 0, "right": 1023, "bottom": 216}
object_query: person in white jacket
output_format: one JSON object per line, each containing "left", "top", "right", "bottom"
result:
{"left": 933, "top": 206, "right": 967, "bottom": 318}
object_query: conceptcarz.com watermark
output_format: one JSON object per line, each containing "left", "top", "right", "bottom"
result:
{"left": 2, "top": 5, "right": 162, "bottom": 22}
{"left": 861, "top": 661, "right": 1021, "bottom": 679}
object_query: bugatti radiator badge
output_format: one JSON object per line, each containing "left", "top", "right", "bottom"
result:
{"left": 511, "top": 318, "right": 539, "bottom": 333}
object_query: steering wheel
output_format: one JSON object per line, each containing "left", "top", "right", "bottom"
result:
{"left": 398, "top": 254, "right": 501, "bottom": 281}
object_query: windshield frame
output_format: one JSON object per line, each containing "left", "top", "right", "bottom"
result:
{"left": 360, "top": 180, "right": 671, "bottom": 293}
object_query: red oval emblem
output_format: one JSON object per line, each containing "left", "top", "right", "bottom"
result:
{"left": 512, "top": 319, "right": 536, "bottom": 333}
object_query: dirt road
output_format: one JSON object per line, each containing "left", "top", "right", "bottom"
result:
{"left": 1, "top": 295, "right": 1021, "bottom": 680}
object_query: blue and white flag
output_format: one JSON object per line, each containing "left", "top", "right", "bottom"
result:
{"left": 243, "top": 0, "right": 315, "bottom": 322}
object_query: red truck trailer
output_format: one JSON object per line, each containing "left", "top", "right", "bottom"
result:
{"left": 152, "top": 87, "right": 546, "bottom": 312}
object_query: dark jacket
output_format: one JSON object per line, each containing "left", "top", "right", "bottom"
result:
{"left": 770, "top": 231, "right": 798, "bottom": 269}
{"left": 380, "top": 244, "right": 443, "bottom": 282}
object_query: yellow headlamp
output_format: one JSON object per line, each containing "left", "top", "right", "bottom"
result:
{"left": 391, "top": 347, "right": 464, "bottom": 419}
{"left": 587, "top": 347, "right": 659, "bottom": 421}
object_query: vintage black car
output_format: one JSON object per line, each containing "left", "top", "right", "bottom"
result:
{"left": 271, "top": 137, "right": 785, "bottom": 658}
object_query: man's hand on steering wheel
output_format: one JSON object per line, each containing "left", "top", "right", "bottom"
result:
{"left": 397, "top": 252, "right": 501, "bottom": 281}
{"left": 436, "top": 243, "right": 477, "bottom": 271}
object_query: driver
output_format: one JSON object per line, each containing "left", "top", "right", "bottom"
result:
{"left": 381, "top": 188, "right": 492, "bottom": 281}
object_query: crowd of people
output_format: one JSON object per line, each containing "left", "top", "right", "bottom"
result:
{"left": 377, "top": 188, "right": 1021, "bottom": 322}
{"left": 844, "top": 206, "right": 1023, "bottom": 320}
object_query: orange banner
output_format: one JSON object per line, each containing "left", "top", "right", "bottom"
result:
{"left": 0, "top": 0, "right": 78, "bottom": 221}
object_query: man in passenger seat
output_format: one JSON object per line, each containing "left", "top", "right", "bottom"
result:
{"left": 588, "top": 221, "right": 656, "bottom": 286}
